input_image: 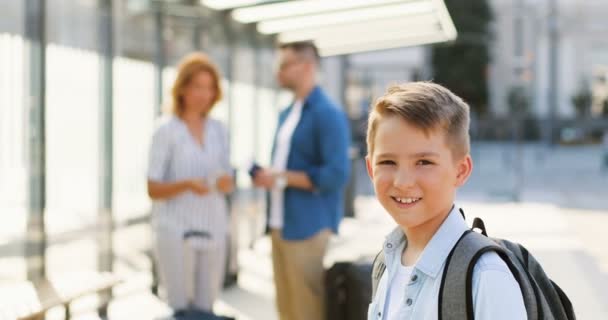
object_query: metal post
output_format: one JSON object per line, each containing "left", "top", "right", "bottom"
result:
{"left": 25, "top": 0, "right": 46, "bottom": 283}
{"left": 547, "top": 0, "right": 559, "bottom": 145}
{"left": 193, "top": 15, "right": 202, "bottom": 51}
{"left": 249, "top": 31, "right": 262, "bottom": 250}
{"left": 252, "top": 29, "right": 261, "bottom": 161}
{"left": 513, "top": 0, "right": 525, "bottom": 202}
{"left": 339, "top": 55, "right": 349, "bottom": 112}
{"left": 340, "top": 56, "right": 356, "bottom": 218}
{"left": 98, "top": 0, "right": 114, "bottom": 315}
{"left": 98, "top": 0, "right": 114, "bottom": 274}
{"left": 224, "top": 13, "right": 235, "bottom": 143}
{"left": 154, "top": 2, "right": 165, "bottom": 116}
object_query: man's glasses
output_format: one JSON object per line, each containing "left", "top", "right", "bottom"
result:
{"left": 276, "top": 59, "right": 304, "bottom": 71}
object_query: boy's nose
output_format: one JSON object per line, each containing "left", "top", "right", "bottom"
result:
{"left": 393, "top": 169, "right": 415, "bottom": 189}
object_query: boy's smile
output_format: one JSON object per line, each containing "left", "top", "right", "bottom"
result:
{"left": 366, "top": 116, "right": 472, "bottom": 233}
{"left": 392, "top": 196, "right": 422, "bottom": 207}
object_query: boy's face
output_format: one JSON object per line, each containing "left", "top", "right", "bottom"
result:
{"left": 366, "top": 116, "right": 472, "bottom": 232}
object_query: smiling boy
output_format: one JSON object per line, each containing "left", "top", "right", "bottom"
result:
{"left": 366, "top": 82, "right": 526, "bottom": 319}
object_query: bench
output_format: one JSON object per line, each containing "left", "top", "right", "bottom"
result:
{"left": 0, "top": 271, "right": 122, "bottom": 320}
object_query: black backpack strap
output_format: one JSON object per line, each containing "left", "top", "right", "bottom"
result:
{"left": 459, "top": 208, "right": 489, "bottom": 237}
{"left": 438, "top": 229, "right": 539, "bottom": 320}
{"left": 471, "top": 217, "right": 488, "bottom": 237}
{"left": 458, "top": 208, "right": 488, "bottom": 237}
{"left": 551, "top": 280, "right": 576, "bottom": 320}
{"left": 371, "top": 249, "right": 386, "bottom": 300}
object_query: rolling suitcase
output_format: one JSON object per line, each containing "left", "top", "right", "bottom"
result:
{"left": 325, "top": 261, "right": 373, "bottom": 320}
{"left": 159, "top": 230, "right": 235, "bottom": 320}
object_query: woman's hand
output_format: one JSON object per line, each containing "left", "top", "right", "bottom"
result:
{"left": 216, "top": 175, "right": 234, "bottom": 194}
{"left": 188, "top": 179, "right": 210, "bottom": 196}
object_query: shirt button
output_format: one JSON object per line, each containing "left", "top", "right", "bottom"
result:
{"left": 386, "top": 243, "right": 393, "bottom": 249}
{"left": 377, "top": 312, "right": 381, "bottom": 317}
{"left": 406, "top": 298, "right": 413, "bottom": 306}
{"left": 411, "top": 274, "right": 418, "bottom": 282}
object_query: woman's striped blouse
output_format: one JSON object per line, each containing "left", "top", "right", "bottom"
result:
{"left": 147, "top": 115, "right": 231, "bottom": 241}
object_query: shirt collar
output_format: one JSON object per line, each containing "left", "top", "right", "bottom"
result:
{"left": 292, "top": 99, "right": 303, "bottom": 111}
{"left": 415, "top": 205, "right": 468, "bottom": 278}
{"left": 382, "top": 205, "right": 468, "bottom": 279}
{"left": 301, "top": 85, "right": 322, "bottom": 108}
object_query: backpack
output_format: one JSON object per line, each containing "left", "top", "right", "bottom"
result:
{"left": 371, "top": 210, "right": 576, "bottom": 320}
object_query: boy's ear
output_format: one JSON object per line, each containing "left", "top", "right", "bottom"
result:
{"left": 454, "top": 154, "right": 473, "bottom": 187}
{"left": 365, "top": 156, "right": 374, "bottom": 180}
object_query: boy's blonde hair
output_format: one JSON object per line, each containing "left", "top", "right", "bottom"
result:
{"left": 366, "top": 82, "right": 471, "bottom": 159}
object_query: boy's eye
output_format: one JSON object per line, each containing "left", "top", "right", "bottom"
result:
{"left": 416, "top": 159, "right": 433, "bottom": 166}
{"left": 377, "top": 160, "right": 396, "bottom": 166}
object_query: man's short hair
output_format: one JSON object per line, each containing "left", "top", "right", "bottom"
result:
{"left": 279, "top": 41, "right": 320, "bottom": 64}
{"left": 366, "top": 81, "right": 471, "bottom": 159}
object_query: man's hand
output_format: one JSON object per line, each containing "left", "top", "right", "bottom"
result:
{"left": 253, "top": 169, "right": 276, "bottom": 189}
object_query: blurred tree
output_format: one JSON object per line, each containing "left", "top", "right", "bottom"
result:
{"left": 431, "top": 0, "right": 493, "bottom": 115}
{"left": 602, "top": 98, "right": 608, "bottom": 117}
{"left": 571, "top": 83, "right": 592, "bottom": 118}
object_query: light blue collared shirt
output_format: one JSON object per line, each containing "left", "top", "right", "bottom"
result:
{"left": 368, "top": 206, "right": 527, "bottom": 320}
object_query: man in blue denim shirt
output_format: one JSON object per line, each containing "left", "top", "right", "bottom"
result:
{"left": 253, "top": 41, "right": 350, "bottom": 320}
{"left": 365, "top": 82, "right": 526, "bottom": 319}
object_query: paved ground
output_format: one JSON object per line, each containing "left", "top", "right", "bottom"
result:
{"left": 2, "top": 143, "right": 608, "bottom": 319}
{"left": 202, "top": 143, "right": 608, "bottom": 320}
{"left": 198, "top": 199, "right": 608, "bottom": 320}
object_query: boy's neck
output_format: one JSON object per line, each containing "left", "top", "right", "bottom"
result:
{"left": 400, "top": 205, "right": 454, "bottom": 266}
